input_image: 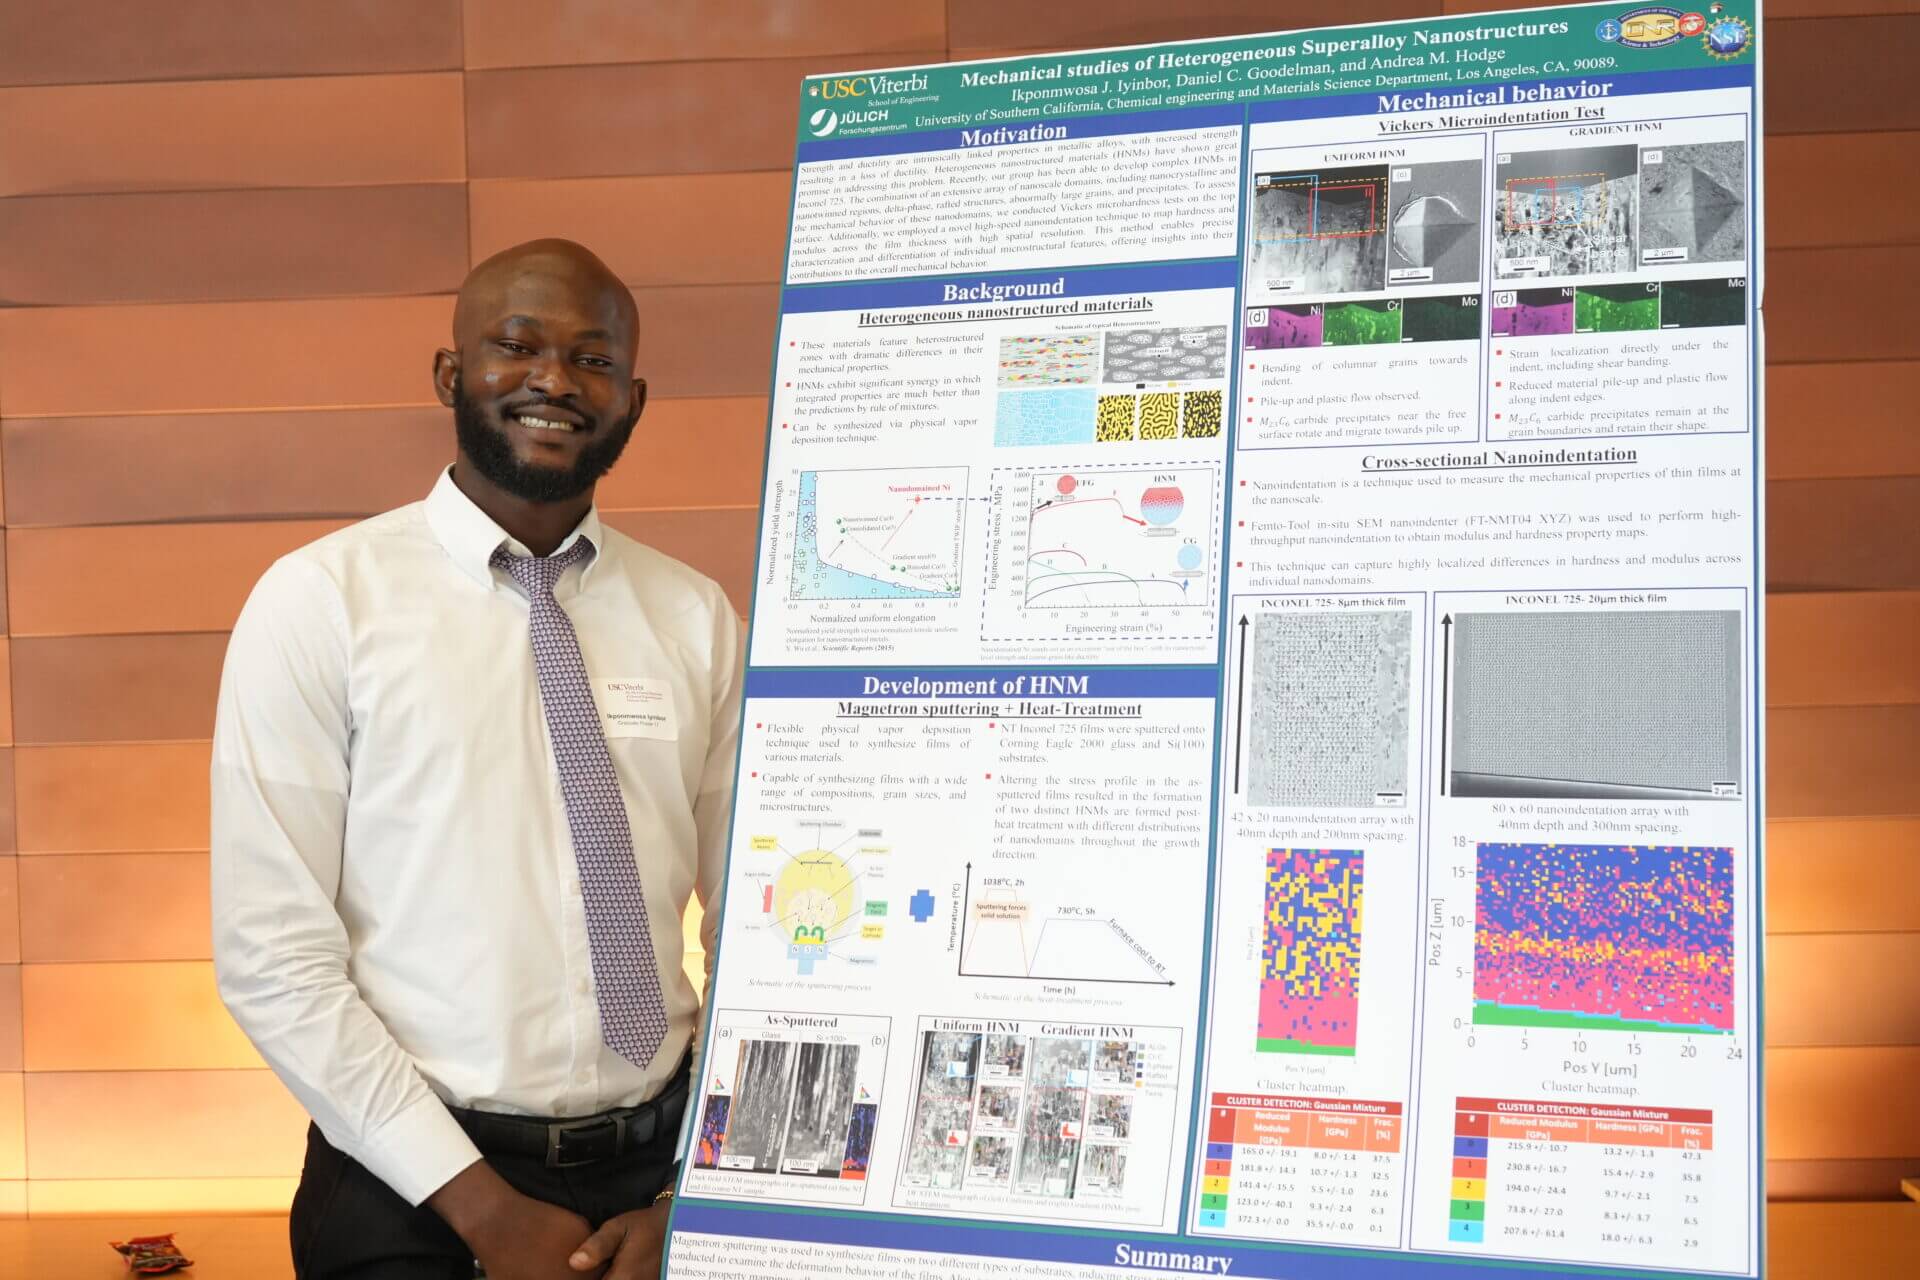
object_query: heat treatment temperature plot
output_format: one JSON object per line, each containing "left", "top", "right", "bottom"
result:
{"left": 956, "top": 864, "right": 1174, "bottom": 987}
{"left": 788, "top": 466, "right": 968, "bottom": 601}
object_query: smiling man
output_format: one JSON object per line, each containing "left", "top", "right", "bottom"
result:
{"left": 212, "top": 240, "right": 741, "bottom": 1280}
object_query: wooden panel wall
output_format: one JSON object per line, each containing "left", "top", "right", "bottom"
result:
{"left": 0, "top": 0, "right": 1910, "bottom": 1216}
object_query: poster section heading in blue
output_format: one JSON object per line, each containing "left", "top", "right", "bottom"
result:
{"left": 675, "top": 4, "right": 1763, "bottom": 1280}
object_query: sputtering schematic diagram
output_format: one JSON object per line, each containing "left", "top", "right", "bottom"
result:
{"left": 737, "top": 823, "right": 896, "bottom": 977}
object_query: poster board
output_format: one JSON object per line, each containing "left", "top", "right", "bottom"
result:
{"left": 668, "top": 4, "right": 1766, "bottom": 1277}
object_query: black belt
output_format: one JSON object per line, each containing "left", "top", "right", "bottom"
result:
{"left": 450, "top": 1059, "right": 690, "bottom": 1169}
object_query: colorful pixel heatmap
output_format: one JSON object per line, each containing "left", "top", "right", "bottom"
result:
{"left": 1473, "top": 842, "right": 1736, "bottom": 1035}
{"left": 1257, "top": 849, "right": 1363, "bottom": 1055}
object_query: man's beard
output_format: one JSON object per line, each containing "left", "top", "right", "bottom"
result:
{"left": 453, "top": 376, "right": 636, "bottom": 503}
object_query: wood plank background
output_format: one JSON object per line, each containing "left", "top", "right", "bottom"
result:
{"left": 0, "top": 0, "right": 1911, "bottom": 1216}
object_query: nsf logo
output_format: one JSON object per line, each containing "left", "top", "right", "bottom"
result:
{"left": 1703, "top": 14, "right": 1752, "bottom": 59}
{"left": 808, "top": 108, "right": 839, "bottom": 137}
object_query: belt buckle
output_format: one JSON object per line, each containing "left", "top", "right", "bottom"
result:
{"left": 545, "top": 1114, "right": 625, "bottom": 1169}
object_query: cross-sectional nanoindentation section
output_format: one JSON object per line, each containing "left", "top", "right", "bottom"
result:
{"left": 1448, "top": 610, "right": 1742, "bottom": 799}
{"left": 1473, "top": 842, "right": 1736, "bottom": 1035}
{"left": 1639, "top": 140, "right": 1746, "bottom": 265}
{"left": 1495, "top": 144, "right": 1638, "bottom": 278}
{"left": 1247, "top": 609, "right": 1412, "bottom": 808}
{"left": 1248, "top": 165, "right": 1390, "bottom": 297}
{"left": 1258, "top": 848, "right": 1364, "bottom": 1055}
{"left": 1101, "top": 326, "right": 1231, "bottom": 384}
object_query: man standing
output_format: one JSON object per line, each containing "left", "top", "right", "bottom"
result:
{"left": 213, "top": 240, "right": 742, "bottom": 1279}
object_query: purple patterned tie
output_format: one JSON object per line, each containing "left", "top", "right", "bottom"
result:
{"left": 494, "top": 541, "right": 669, "bottom": 1068}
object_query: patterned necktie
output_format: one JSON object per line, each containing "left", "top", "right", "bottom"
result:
{"left": 493, "top": 540, "right": 669, "bottom": 1068}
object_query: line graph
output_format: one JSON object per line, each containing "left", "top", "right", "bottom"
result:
{"left": 1016, "top": 468, "right": 1217, "bottom": 611}
{"left": 956, "top": 864, "right": 1173, "bottom": 987}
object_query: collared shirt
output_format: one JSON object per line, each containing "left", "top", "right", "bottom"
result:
{"left": 211, "top": 468, "right": 742, "bottom": 1206}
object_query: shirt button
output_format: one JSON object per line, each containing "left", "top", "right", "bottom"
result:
{"left": 576, "top": 978, "right": 590, "bottom": 996}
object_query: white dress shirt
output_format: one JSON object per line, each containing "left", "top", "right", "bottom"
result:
{"left": 211, "top": 467, "right": 742, "bottom": 1206}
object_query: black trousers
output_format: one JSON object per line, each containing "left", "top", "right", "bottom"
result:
{"left": 289, "top": 1120, "right": 678, "bottom": 1279}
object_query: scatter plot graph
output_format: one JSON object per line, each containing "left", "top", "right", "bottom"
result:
{"left": 1473, "top": 843, "right": 1736, "bottom": 1035}
{"left": 1015, "top": 467, "right": 1217, "bottom": 611}
{"left": 789, "top": 467, "right": 966, "bottom": 601}
{"left": 1257, "top": 849, "right": 1364, "bottom": 1056}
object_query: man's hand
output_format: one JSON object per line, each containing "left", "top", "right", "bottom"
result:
{"left": 569, "top": 1202, "right": 671, "bottom": 1279}
{"left": 429, "top": 1160, "right": 599, "bottom": 1280}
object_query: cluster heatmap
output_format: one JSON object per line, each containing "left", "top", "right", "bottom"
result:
{"left": 1473, "top": 842, "right": 1736, "bottom": 1034}
{"left": 1257, "top": 849, "right": 1363, "bottom": 1055}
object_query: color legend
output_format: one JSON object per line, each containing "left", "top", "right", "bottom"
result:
{"left": 1194, "top": 1093, "right": 1405, "bottom": 1246}
{"left": 1437, "top": 1097, "right": 1717, "bottom": 1267}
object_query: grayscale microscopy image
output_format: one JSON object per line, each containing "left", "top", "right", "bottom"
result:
{"left": 779, "top": 1042, "right": 861, "bottom": 1175}
{"left": 1081, "top": 1143, "right": 1128, "bottom": 1193}
{"left": 1639, "top": 141, "right": 1746, "bottom": 265}
{"left": 1449, "top": 610, "right": 1743, "bottom": 799}
{"left": 1247, "top": 164, "right": 1390, "bottom": 297}
{"left": 982, "top": 1034, "right": 1027, "bottom": 1078}
{"left": 719, "top": 1039, "right": 797, "bottom": 1172}
{"left": 968, "top": 1134, "right": 1015, "bottom": 1186}
{"left": 1015, "top": 1085, "right": 1088, "bottom": 1197}
{"left": 1385, "top": 157, "right": 1484, "bottom": 285}
{"left": 1088, "top": 1092, "right": 1133, "bottom": 1140}
{"left": 1495, "top": 144, "right": 1638, "bottom": 278}
{"left": 902, "top": 1031, "right": 981, "bottom": 1189}
{"left": 975, "top": 1084, "right": 1022, "bottom": 1130}
{"left": 1247, "top": 609, "right": 1413, "bottom": 809}
{"left": 1100, "top": 326, "right": 1231, "bottom": 385}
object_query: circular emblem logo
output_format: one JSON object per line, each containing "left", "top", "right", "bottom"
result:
{"left": 809, "top": 108, "right": 839, "bottom": 137}
{"left": 1596, "top": 18, "right": 1623, "bottom": 41}
{"left": 1704, "top": 15, "right": 1752, "bottom": 59}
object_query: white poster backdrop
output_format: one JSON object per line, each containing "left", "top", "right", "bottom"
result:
{"left": 669, "top": 5, "right": 1766, "bottom": 1279}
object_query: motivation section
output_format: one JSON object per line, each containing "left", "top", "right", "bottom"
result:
{"left": 785, "top": 107, "right": 1241, "bottom": 284}
{"left": 754, "top": 263, "right": 1235, "bottom": 666}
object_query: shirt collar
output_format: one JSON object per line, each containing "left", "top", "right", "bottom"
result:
{"left": 424, "top": 466, "right": 606, "bottom": 591}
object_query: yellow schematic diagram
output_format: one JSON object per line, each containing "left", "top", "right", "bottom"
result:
{"left": 743, "top": 824, "right": 892, "bottom": 977}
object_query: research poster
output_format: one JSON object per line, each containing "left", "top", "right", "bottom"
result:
{"left": 669, "top": 4, "right": 1765, "bottom": 1278}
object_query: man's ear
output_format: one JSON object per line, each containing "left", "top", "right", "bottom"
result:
{"left": 433, "top": 348, "right": 459, "bottom": 407}
{"left": 628, "top": 376, "right": 648, "bottom": 427}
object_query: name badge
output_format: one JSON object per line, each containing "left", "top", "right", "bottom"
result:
{"left": 595, "top": 676, "right": 679, "bottom": 741}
